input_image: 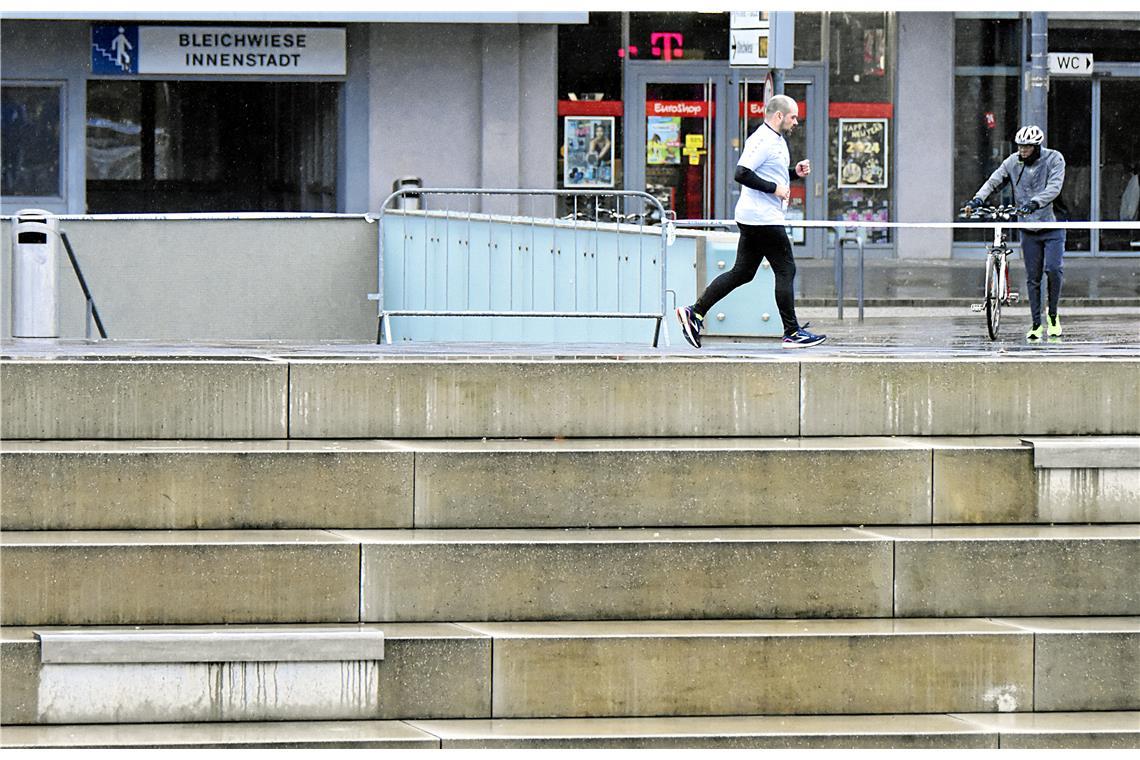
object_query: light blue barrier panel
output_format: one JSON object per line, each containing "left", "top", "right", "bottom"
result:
{"left": 699, "top": 232, "right": 784, "bottom": 338}
{"left": 380, "top": 212, "right": 698, "bottom": 343}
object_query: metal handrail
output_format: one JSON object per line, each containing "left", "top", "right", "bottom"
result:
{"left": 368, "top": 188, "right": 673, "bottom": 346}
{"left": 59, "top": 232, "right": 108, "bottom": 340}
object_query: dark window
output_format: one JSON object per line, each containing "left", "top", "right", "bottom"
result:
{"left": 558, "top": 13, "right": 621, "bottom": 100}
{"left": 1050, "top": 21, "right": 1140, "bottom": 63}
{"left": 794, "top": 13, "right": 823, "bottom": 62}
{"left": 1, "top": 84, "right": 62, "bottom": 198}
{"left": 953, "top": 74, "right": 1020, "bottom": 242}
{"left": 954, "top": 18, "right": 1021, "bottom": 68}
{"left": 627, "top": 12, "right": 729, "bottom": 62}
{"left": 86, "top": 80, "right": 339, "bottom": 213}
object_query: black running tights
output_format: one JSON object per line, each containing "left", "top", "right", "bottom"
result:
{"left": 694, "top": 222, "right": 799, "bottom": 336}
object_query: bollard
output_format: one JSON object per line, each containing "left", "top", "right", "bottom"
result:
{"left": 391, "top": 176, "right": 422, "bottom": 211}
{"left": 10, "top": 209, "right": 60, "bottom": 338}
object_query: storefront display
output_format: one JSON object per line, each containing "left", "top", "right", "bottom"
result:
{"left": 564, "top": 116, "right": 615, "bottom": 187}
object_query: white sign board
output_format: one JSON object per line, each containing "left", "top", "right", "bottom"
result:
{"left": 138, "top": 27, "right": 346, "bottom": 76}
{"left": 730, "top": 30, "right": 769, "bottom": 67}
{"left": 1048, "top": 52, "right": 1093, "bottom": 76}
{"left": 729, "top": 12, "right": 768, "bottom": 29}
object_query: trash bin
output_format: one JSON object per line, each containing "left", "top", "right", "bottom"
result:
{"left": 10, "top": 209, "right": 60, "bottom": 338}
{"left": 392, "top": 176, "right": 422, "bottom": 211}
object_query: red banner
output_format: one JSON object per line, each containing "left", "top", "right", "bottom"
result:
{"left": 646, "top": 100, "right": 713, "bottom": 118}
{"left": 829, "top": 102, "right": 894, "bottom": 119}
{"left": 557, "top": 100, "right": 624, "bottom": 117}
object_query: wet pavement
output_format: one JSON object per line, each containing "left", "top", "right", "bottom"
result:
{"left": 1, "top": 307, "right": 1137, "bottom": 360}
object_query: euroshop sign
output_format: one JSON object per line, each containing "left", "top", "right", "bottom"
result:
{"left": 646, "top": 100, "right": 713, "bottom": 118}
{"left": 91, "top": 25, "right": 346, "bottom": 76}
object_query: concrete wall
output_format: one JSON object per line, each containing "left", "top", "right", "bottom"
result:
{"left": 0, "top": 218, "right": 378, "bottom": 341}
{"left": 369, "top": 24, "right": 557, "bottom": 215}
{"left": 895, "top": 12, "right": 955, "bottom": 258}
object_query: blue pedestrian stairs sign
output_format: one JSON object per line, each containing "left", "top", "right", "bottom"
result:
{"left": 92, "top": 25, "right": 139, "bottom": 75}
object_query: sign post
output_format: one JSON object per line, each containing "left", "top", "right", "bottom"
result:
{"left": 729, "top": 12, "right": 793, "bottom": 70}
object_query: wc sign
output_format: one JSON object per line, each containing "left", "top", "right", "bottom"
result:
{"left": 1048, "top": 52, "right": 1094, "bottom": 76}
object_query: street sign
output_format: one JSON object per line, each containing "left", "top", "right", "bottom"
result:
{"left": 729, "top": 11, "right": 793, "bottom": 69}
{"left": 1048, "top": 52, "right": 1094, "bottom": 76}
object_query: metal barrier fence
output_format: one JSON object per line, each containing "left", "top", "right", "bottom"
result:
{"left": 368, "top": 189, "right": 673, "bottom": 346}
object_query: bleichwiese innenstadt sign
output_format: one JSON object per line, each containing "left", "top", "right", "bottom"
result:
{"left": 91, "top": 25, "right": 346, "bottom": 76}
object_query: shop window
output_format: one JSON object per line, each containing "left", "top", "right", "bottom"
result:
{"left": 1048, "top": 79, "right": 1092, "bottom": 251}
{"left": 827, "top": 12, "right": 893, "bottom": 243}
{"left": 794, "top": 13, "right": 823, "bottom": 62}
{"left": 952, "top": 16, "right": 1023, "bottom": 243}
{"left": 86, "top": 80, "right": 338, "bottom": 213}
{"left": 954, "top": 18, "right": 1021, "bottom": 68}
{"left": 557, "top": 13, "right": 624, "bottom": 210}
{"left": 1050, "top": 19, "right": 1140, "bottom": 63}
{"left": 1, "top": 83, "right": 63, "bottom": 198}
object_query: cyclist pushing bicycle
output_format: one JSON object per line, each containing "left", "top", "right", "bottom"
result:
{"left": 961, "top": 125, "right": 1067, "bottom": 340}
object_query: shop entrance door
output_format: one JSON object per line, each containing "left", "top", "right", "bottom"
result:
{"left": 625, "top": 63, "right": 729, "bottom": 220}
{"left": 1094, "top": 74, "right": 1140, "bottom": 254}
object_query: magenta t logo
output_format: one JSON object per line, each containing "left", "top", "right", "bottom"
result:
{"left": 650, "top": 32, "right": 684, "bottom": 61}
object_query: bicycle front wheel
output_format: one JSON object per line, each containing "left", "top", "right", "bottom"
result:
{"left": 985, "top": 256, "right": 1001, "bottom": 340}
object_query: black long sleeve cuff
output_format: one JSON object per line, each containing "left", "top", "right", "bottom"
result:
{"left": 734, "top": 165, "right": 777, "bottom": 193}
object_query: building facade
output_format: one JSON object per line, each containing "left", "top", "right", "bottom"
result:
{"left": 2, "top": 11, "right": 1138, "bottom": 257}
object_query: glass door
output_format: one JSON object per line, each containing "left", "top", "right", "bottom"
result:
{"left": 1097, "top": 78, "right": 1140, "bottom": 254}
{"left": 624, "top": 63, "right": 729, "bottom": 221}
{"left": 643, "top": 80, "right": 716, "bottom": 219}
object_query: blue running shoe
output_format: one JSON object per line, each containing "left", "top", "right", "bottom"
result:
{"left": 676, "top": 306, "right": 703, "bottom": 348}
{"left": 782, "top": 325, "right": 826, "bottom": 348}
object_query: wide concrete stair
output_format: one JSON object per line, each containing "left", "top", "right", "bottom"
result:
{"left": 1, "top": 356, "right": 1138, "bottom": 748}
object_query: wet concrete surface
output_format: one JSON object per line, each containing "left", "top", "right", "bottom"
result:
{"left": 1, "top": 307, "right": 1137, "bottom": 360}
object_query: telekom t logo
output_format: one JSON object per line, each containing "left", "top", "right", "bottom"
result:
{"left": 650, "top": 32, "right": 684, "bottom": 61}
{"left": 619, "top": 32, "right": 684, "bottom": 60}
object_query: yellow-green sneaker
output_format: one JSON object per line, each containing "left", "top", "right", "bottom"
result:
{"left": 1026, "top": 323, "right": 1044, "bottom": 340}
{"left": 1047, "top": 314, "right": 1062, "bottom": 337}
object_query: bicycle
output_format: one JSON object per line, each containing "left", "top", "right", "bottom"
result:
{"left": 959, "top": 204, "right": 1020, "bottom": 340}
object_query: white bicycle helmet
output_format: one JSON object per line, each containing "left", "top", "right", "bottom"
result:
{"left": 1014, "top": 125, "right": 1045, "bottom": 145}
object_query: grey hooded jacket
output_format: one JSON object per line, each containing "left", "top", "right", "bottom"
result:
{"left": 973, "top": 147, "right": 1066, "bottom": 231}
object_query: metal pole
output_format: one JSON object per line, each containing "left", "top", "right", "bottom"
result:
{"left": 1027, "top": 12, "right": 1049, "bottom": 129}
{"left": 834, "top": 226, "right": 845, "bottom": 320}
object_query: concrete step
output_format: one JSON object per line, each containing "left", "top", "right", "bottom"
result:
{"left": 345, "top": 524, "right": 1138, "bottom": 621}
{"left": 1, "top": 623, "right": 491, "bottom": 725}
{"left": 462, "top": 617, "right": 1139, "bottom": 717}
{"left": 0, "top": 530, "right": 361, "bottom": 626}
{"left": 3, "top": 620, "right": 1135, "bottom": 725}
{"left": 0, "top": 721, "right": 441, "bottom": 749}
{"left": 0, "top": 360, "right": 288, "bottom": 439}
{"left": 4, "top": 356, "right": 1138, "bottom": 439}
{"left": 3, "top": 526, "right": 1134, "bottom": 625}
{"left": 4, "top": 437, "right": 1136, "bottom": 530}
{"left": 5, "top": 712, "right": 1138, "bottom": 748}
{"left": 408, "top": 713, "right": 1140, "bottom": 749}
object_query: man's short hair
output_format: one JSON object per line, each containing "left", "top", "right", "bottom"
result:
{"left": 765, "top": 94, "right": 797, "bottom": 118}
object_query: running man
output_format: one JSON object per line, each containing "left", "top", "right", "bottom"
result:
{"left": 676, "top": 94, "right": 825, "bottom": 349}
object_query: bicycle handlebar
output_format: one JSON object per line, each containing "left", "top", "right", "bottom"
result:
{"left": 959, "top": 204, "right": 1019, "bottom": 221}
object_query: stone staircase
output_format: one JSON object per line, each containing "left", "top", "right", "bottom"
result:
{"left": 1, "top": 355, "right": 1138, "bottom": 748}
